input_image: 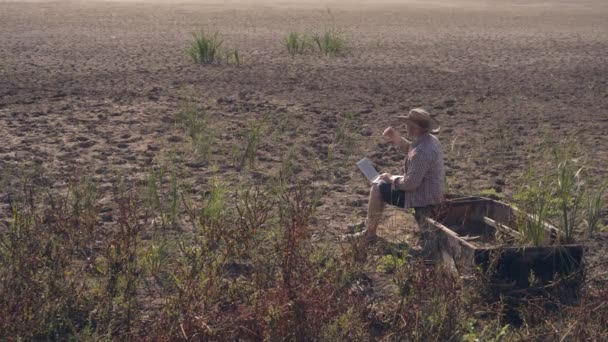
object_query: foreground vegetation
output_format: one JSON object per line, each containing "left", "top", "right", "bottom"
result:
{"left": 1, "top": 119, "right": 607, "bottom": 341}
{"left": 1, "top": 167, "right": 607, "bottom": 340}
{"left": 513, "top": 143, "right": 607, "bottom": 245}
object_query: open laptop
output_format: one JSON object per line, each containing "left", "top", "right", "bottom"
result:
{"left": 356, "top": 158, "right": 381, "bottom": 183}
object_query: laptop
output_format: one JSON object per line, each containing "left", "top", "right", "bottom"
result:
{"left": 356, "top": 158, "right": 381, "bottom": 183}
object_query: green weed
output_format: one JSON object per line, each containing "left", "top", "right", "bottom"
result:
{"left": 188, "top": 30, "right": 223, "bottom": 64}
{"left": 376, "top": 254, "right": 405, "bottom": 274}
{"left": 513, "top": 165, "right": 551, "bottom": 246}
{"left": 554, "top": 155, "right": 584, "bottom": 242}
{"left": 239, "top": 121, "right": 264, "bottom": 170}
{"left": 284, "top": 32, "right": 310, "bottom": 56}
{"left": 479, "top": 188, "right": 504, "bottom": 200}
{"left": 177, "top": 104, "right": 212, "bottom": 158}
{"left": 145, "top": 167, "right": 180, "bottom": 230}
{"left": 584, "top": 182, "right": 605, "bottom": 237}
{"left": 188, "top": 30, "right": 242, "bottom": 66}
{"left": 231, "top": 48, "right": 241, "bottom": 66}
{"left": 335, "top": 111, "right": 355, "bottom": 146}
{"left": 313, "top": 29, "right": 348, "bottom": 57}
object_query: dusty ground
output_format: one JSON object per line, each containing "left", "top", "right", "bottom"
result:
{"left": 1, "top": 0, "right": 607, "bottom": 267}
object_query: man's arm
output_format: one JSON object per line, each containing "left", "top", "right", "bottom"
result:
{"left": 383, "top": 127, "right": 411, "bottom": 150}
{"left": 393, "top": 150, "right": 434, "bottom": 192}
{"left": 396, "top": 137, "right": 412, "bottom": 153}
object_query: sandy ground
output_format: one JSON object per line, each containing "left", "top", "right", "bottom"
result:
{"left": 1, "top": 0, "right": 607, "bottom": 259}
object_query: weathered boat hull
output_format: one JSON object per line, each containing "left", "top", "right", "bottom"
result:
{"left": 421, "top": 197, "right": 584, "bottom": 292}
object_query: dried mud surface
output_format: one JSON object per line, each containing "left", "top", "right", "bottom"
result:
{"left": 1, "top": 0, "right": 607, "bottom": 276}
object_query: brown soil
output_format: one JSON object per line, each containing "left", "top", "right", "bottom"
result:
{"left": 1, "top": 0, "right": 607, "bottom": 275}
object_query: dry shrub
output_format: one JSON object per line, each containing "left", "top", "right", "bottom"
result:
{"left": 0, "top": 171, "right": 606, "bottom": 340}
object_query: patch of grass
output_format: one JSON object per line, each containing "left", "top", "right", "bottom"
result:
{"left": 284, "top": 32, "right": 310, "bottom": 56}
{"left": 313, "top": 29, "right": 348, "bottom": 57}
{"left": 231, "top": 48, "right": 241, "bottom": 66}
{"left": 188, "top": 30, "right": 242, "bottom": 66}
{"left": 513, "top": 165, "right": 552, "bottom": 246}
{"left": 145, "top": 167, "right": 180, "bottom": 230}
{"left": 188, "top": 30, "right": 223, "bottom": 64}
{"left": 512, "top": 141, "right": 593, "bottom": 245}
{"left": 335, "top": 111, "right": 355, "bottom": 147}
{"left": 239, "top": 121, "right": 264, "bottom": 170}
{"left": 176, "top": 104, "right": 212, "bottom": 159}
{"left": 554, "top": 154, "right": 584, "bottom": 242}
{"left": 478, "top": 188, "right": 504, "bottom": 200}
{"left": 584, "top": 182, "right": 605, "bottom": 237}
{"left": 376, "top": 254, "right": 405, "bottom": 274}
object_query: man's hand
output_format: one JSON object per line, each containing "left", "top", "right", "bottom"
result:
{"left": 383, "top": 126, "right": 401, "bottom": 145}
{"left": 378, "top": 173, "right": 393, "bottom": 182}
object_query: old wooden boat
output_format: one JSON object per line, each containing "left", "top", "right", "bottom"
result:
{"left": 420, "top": 196, "right": 585, "bottom": 292}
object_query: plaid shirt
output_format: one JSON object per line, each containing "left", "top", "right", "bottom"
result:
{"left": 393, "top": 133, "right": 445, "bottom": 208}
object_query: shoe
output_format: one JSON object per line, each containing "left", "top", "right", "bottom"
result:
{"left": 346, "top": 220, "right": 366, "bottom": 234}
{"left": 341, "top": 229, "right": 377, "bottom": 244}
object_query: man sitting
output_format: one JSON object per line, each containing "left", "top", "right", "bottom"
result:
{"left": 346, "top": 108, "right": 445, "bottom": 243}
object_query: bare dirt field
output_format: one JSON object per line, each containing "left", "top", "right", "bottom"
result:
{"left": 1, "top": 0, "right": 607, "bottom": 339}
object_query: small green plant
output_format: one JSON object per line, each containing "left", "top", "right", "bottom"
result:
{"left": 142, "top": 238, "right": 170, "bottom": 277}
{"left": 376, "top": 254, "right": 405, "bottom": 274}
{"left": 513, "top": 141, "right": 592, "bottom": 245}
{"left": 231, "top": 48, "right": 241, "bottom": 66}
{"left": 335, "top": 112, "right": 355, "bottom": 146}
{"left": 239, "top": 121, "right": 264, "bottom": 170}
{"left": 479, "top": 188, "right": 504, "bottom": 200}
{"left": 463, "top": 320, "right": 510, "bottom": 342}
{"left": 188, "top": 30, "right": 241, "bottom": 66}
{"left": 554, "top": 157, "right": 584, "bottom": 242}
{"left": 312, "top": 29, "right": 347, "bottom": 56}
{"left": 145, "top": 167, "right": 180, "bottom": 230}
{"left": 177, "top": 104, "right": 212, "bottom": 158}
{"left": 188, "top": 30, "right": 223, "bottom": 64}
{"left": 513, "top": 166, "right": 551, "bottom": 246}
{"left": 284, "top": 32, "right": 310, "bottom": 56}
{"left": 585, "top": 183, "right": 605, "bottom": 237}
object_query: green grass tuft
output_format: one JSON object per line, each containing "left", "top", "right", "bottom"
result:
{"left": 284, "top": 32, "right": 310, "bottom": 56}
{"left": 188, "top": 30, "right": 242, "bottom": 66}
{"left": 313, "top": 29, "right": 348, "bottom": 57}
{"left": 177, "top": 104, "right": 212, "bottom": 158}
{"left": 188, "top": 30, "right": 223, "bottom": 64}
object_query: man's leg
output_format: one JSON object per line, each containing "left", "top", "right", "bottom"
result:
{"left": 366, "top": 183, "right": 385, "bottom": 239}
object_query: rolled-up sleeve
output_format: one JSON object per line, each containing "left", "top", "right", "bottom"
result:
{"left": 394, "top": 150, "right": 434, "bottom": 192}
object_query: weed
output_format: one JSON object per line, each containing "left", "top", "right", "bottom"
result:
{"left": 334, "top": 111, "right": 358, "bottom": 161}
{"left": 512, "top": 141, "right": 592, "bottom": 245}
{"left": 231, "top": 48, "right": 241, "bottom": 66}
{"left": 188, "top": 30, "right": 223, "bottom": 64}
{"left": 176, "top": 104, "right": 212, "bottom": 158}
{"left": 584, "top": 182, "right": 605, "bottom": 237}
{"left": 513, "top": 165, "right": 551, "bottom": 246}
{"left": 145, "top": 167, "right": 180, "bottom": 230}
{"left": 239, "top": 121, "right": 264, "bottom": 170}
{"left": 188, "top": 30, "right": 242, "bottom": 66}
{"left": 142, "top": 238, "right": 170, "bottom": 277}
{"left": 376, "top": 254, "right": 405, "bottom": 274}
{"left": 313, "top": 29, "right": 348, "bottom": 56}
{"left": 479, "top": 188, "right": 504, "bottom": 200}
{"left": 554, "top": 156, "right": 584, "bottom": 242}
{"left": 284, "top": 32, "right": 310, "bottom": 56}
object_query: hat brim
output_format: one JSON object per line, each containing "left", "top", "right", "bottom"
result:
{"left": 397, "top": 116, "right": 441, "bottom": 134}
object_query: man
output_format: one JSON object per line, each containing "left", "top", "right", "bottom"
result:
{"left": 346, "top": 108, "right": 445, "bottom": 243}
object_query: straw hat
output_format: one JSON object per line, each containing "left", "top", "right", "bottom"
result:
{"left": 397, "top": 108, "right": 440, "bottom": 134}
